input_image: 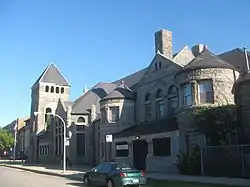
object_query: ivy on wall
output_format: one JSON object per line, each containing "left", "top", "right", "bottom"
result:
{"left": 192, "top": 104, "right": 238, "bottom": 146}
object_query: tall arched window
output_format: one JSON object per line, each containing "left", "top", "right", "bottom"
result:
{"left": 45, "top": 86, "right": 49, "bottom": 92}
{"left": 51, "top": 86, "right": 54, "bottom": 93}
{"left": 145, "top": 93, "right": 151, "bottom": 122}
{"left": 45, "top": 107, "right": 52, "bottom": 122}
{"left": 56, "top": 87, "right": 59, "bottom": 93}
{"left": 156, "top": 89, "right": 164, "bottom": 118}
{"left": 168, "top": 85, "right": 179, "bottom": 115}
{"left": 61, "top": 87, "right": 64, "bottom": 94}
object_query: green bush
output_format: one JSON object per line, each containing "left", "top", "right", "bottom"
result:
{"left": 176, "top": 147, "right": 201, "bottom": 175}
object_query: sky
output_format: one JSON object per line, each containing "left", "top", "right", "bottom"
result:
{"left": 0, "top": 0, "right": 249, "bottom": 126}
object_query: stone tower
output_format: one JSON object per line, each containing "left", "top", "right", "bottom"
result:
{"left": 30, "top": 62, "right": 71, "bottom": 133}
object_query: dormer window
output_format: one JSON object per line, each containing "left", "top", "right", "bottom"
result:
{"left": 56, "top": 87, "right": 59, "bottom": 93}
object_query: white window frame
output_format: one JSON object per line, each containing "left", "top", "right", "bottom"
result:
{"left": 198, "top": 80, "right": 213, "bottom": 104}
{"left": 109, "top": 106, "right": 119, "bottom": 123}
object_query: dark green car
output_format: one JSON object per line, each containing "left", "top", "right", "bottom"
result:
{"left": 82, "top": 162, "right": 147, "bottom": 187}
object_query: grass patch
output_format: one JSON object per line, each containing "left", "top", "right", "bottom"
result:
{"left": 147, "top": 179, "right": 234, "bottom": 187}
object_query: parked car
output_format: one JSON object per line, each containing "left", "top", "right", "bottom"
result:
{"left": 82, "top": 162, "right": 147, "bottom": 187}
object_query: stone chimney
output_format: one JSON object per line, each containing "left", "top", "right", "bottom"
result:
{"left": 191, "top": 44, "right": 206, "bottom": 56}
{"left": 155, "top": 29, "right": 173, "bottom": 59}
{"left": 91, "top": 104, "right": 96, "bottom": 122}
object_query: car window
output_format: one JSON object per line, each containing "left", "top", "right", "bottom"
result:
{"left": 115, "top": 163, "right": 133, "bottom": 171}
{"left": 101, "top": 163, "right": 112, "bottom": 173}
{"left": 93, "top": 164, "right": 103, "bottom": 172}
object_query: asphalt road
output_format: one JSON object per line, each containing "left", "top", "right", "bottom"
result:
{"left": 0, "top": 166, "right": 84, "bottom": 187}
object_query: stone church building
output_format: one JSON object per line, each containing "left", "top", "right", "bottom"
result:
{"left": 28, "top": 29, "right": 249, "bottom": 173}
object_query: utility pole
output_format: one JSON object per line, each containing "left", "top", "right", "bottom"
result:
{"left": 13, "top": 119, "right": 17, "bottom": 161}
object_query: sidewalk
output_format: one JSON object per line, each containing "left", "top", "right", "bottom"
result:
{"left": 1, "top": 162, "right": 250, "bottom": 186}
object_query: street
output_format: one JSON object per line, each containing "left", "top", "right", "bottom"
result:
{"left": 0, "top": 166, "right": 84, "bottom": 187}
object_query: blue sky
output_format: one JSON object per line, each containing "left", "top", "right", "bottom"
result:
{"left": 0, "top": 0, "right": 249, "bottom": 126}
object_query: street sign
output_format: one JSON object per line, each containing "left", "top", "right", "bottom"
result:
{"left": 65, "top": 139, "right": 70, "bottom": 146}
{"left": 106, "top": 135, "right": 113, "bottom": 142}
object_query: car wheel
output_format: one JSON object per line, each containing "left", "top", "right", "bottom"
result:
{"left": 107, "top": 179, "right": 114, "bottom": 187}
{"left": 83, "top": 175, "right": 90, "bottom": 186}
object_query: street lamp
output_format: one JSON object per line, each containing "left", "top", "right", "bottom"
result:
{"left": 34, "top": 111, "right": 72, "bottom": 174}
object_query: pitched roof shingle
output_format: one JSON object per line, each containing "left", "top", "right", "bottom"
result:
{"left": 176, "top": 49, "right": 235, "bottom": 75}
{"left": 33, "top": 63, "right": 70, "bottom": 87}
{"left": 102, "top": 81, "right": 135, "bottom": 101}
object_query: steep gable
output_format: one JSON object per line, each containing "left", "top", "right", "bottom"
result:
{"left": 219, "top": 48, "right": 250, "bottom": 72}
{"left": 173, "top": 45, "right": 195, "bottom": 66}
{"left": 32, "top": 62, "right": 70, "bottom": 87}
{"left": 137, "top": 52, "right": 183, "bottom": 86}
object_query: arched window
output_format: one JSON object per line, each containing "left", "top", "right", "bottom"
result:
{"left": 145, "top": 93, "right": 151, "bottom": 121}
{"left": 159, "top": 61, "right": 162, "bottom": 69}
{"left": 45, "top": 107, "right": 52, "bottom": 122}
{"left": 168, "top": 85, "right": 179, "bottom": 114}
{"left": 156, "top": 89, "right": 163, "bottom": 98}
{"left": 56, "top": 87, "right": 59, "bottom": 93}
{"left": 145, "top": 93, "right": 151, "bottom": 102}
{"left": 61, "top": 87, "right": 65, "bottom": 94}
{"left": 45, "top": 86, "right": 49, "bottom": 92}
{"left": 50, "top": 86, "right": 54, "bottom": 93}
{"left": 77, "top": 117, "right": 85, "bottom": 124}
{"left": 156, "top": 89, "right": 164, "bottom": 118}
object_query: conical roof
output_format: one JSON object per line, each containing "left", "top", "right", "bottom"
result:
{"left": 102, "top": 81, "right": 135, "bottom": 101}
{"left": 178, "top": 49, "right": 235, "bottom": 74}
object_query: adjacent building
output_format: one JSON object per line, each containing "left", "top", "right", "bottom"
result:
{"left": 27, "top": 29, "right": 249, "bottom": 173}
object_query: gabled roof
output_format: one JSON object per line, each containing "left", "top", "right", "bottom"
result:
{"left": 101, "top": 81, "right": 135, "bottom": 101}
{"left": 219, "top": 48, "right": 250, "bottom": 72}
{"left": 176, "top": 49, "right": 235, "bottom": 75}
{"left": 71, "top": 82, "right": 117, "bottom": 114}
{"left": 32, "top": 62, "right": 70, "bottom": 87}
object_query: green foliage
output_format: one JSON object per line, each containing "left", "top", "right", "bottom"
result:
{"left": 192, "top": 105, "right": 237, "bottom": 145}
{"left": 176, "top": 146, "right": 201, "bottom": 175}
{"left": 0, "top": 128, "right": 14, "bottom": 150}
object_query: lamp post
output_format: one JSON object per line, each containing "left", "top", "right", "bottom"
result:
{"left": 34, "top": 111, "right": 72, "bottom": 174}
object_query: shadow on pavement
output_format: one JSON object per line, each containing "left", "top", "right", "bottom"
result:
{"left": 66, "top": 182, "right": 87, "bottom": 186}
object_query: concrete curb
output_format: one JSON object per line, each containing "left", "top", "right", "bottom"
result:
{"left": 0, "top": 164, "right": 82, "bottom": 180}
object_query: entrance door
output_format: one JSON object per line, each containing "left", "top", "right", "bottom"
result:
{"left": 132, "top": 139, "right": 148, "bottom": 171}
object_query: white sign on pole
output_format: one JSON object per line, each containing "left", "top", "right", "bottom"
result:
{"left": 106, "top": 135, "right": 113, "bottom": 142}
{"left": 65, "top": 139, "right": 70, "bottom": 146}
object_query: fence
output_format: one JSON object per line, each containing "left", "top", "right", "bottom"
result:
{"left": 201, "top": 144, "right": 250, "bottom": 178}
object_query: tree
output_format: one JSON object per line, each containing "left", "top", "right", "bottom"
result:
{"left": 192, "top": 104, "right": 237, "bottom": 146}
{"left": 0, "top": 128, "right": 14, "bottom": 150}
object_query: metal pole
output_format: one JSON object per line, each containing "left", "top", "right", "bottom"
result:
{"left": 200, "top": 146, "right": 204, "bottom": 176}
{"left": 13, "top": 119, "right": 17, "bottom": 161}
{"left": 241, "top": 145, "right": 245, "bottom": 177}
{"left": 53, "top": 114, "right": 66, "bottom": 174}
